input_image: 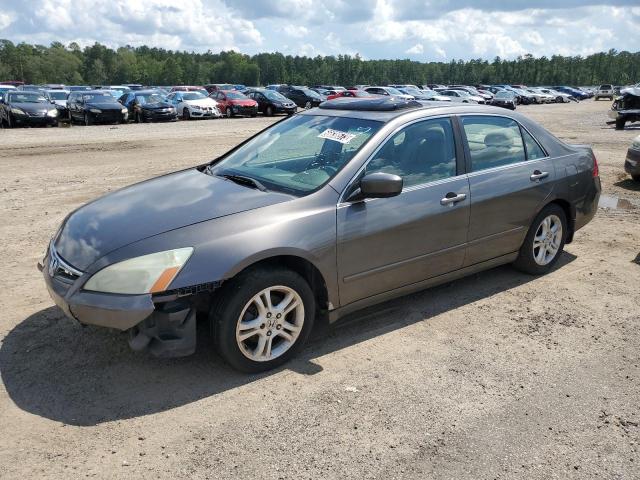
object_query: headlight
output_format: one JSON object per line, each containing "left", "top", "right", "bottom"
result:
{"left": 84, "top": 247, "right": 194, "bottom": 295}
{"left": 47, "top": 109, "right": 58, "bottom": 117}
{"left": 121, "top": 107, "right": 128, "bottom": 114}
{"left": 11, "top": 107, "right": 25, "bottom": 115}
{"left": 89, "top": 108, "right": 102, "bottom": 114}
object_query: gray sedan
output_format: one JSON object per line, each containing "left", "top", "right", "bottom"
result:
{"left": 41, "top": 97, "right": 600, "bottom": 372}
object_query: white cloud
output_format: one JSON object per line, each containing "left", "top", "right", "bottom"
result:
{"left": 282, "top": 25, "right": 309, "bottom": 38}
{"left": 406, "top": 43, "right": 423, "bottom": 55}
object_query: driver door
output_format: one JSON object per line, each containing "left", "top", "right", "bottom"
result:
{"left": 336, "top": 117, "right": 470, "bottom": 305}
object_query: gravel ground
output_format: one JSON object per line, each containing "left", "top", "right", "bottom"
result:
{"left": 0, "top": 101, "right": 638, "bottom": 479}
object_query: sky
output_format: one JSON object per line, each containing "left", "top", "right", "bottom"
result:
{"left": 0, "top": 0, "right": 638, "bottom": 61}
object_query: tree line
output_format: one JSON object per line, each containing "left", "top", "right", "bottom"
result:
{"left": 1, "top": 40, "right": 638, "bottom": 87}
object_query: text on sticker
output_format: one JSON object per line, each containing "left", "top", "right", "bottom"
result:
{"left": 318, "top": 129, "right": 357, "bottom": 144}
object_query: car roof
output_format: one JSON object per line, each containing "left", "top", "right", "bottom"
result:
{"left": 302, "top": 97, "right": 527, "bottom": 122}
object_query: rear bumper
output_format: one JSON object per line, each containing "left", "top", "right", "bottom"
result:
{"left": 625, "top": 148, "right": 640, "bottom": 176}
{"left": 574, "top": 176, "right": 601, "bottom": 232}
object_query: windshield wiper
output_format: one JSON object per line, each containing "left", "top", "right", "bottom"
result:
{"left": 216, "top": 173, "right": 268, "bottom": 192}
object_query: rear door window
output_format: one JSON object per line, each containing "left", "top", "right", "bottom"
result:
{"left": 461, "top": 116, "right": 526, "bottom": 172}
{"left": 521, "top": 128, "right": 547, "bottom": 160}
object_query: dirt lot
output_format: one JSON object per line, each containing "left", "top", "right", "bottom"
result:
{"left": 0, "top": 101, "right": 638, "bottom": 479}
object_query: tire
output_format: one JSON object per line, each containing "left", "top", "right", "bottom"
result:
{"left": 556, "top": 96, "right": 563, "bottom": 103}
{"left": 135, "top": 111, "right": 142, "bottom": 123}
{"left": 211, "top": 267, "right": 316, "bottom": 373}
{"left": 513, "top": 204, "right": 567, "bottom": 275}
{"left": 305, "top": 101, "right": 312, "bottom": 109}
{"left": 615, "top": 118, "right": 626, "bottom": 130}
{"left": 632, "top": 175, "right": 640, "bottom": 182}
{"left": 265, "top": 106, "right": 273, "bottom": 116}
{"left": 182, "top": 108, "right": 190, "bottom": 120}
{"left": 84, "top": 113, "right": 91, "bottom": 126}
{"left": 225, "top": 107, "right": 233, "bottom": 118}
{"left": 7, "top": 114, "right": 13, "bottom": 128}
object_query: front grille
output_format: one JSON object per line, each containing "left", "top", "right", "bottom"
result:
{"left": 48, "top": 244, "right": 83, "bottom": 283}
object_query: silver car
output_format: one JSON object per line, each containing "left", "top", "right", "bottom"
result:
{"left": 41, "top": 98, "right": 600, "bottom": 372}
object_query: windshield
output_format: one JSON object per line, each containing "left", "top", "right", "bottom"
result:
{"left": 136, "top": 93, "right": 165, "bottom": 104}
{"left": 82, "top": 93, "right": 114, "bottom": 102}
{"left": 300, "top": 88, "right": 322, "bottom": 99}
{"left": 263, "top": 90, "right": 289, "bottom": 101}
{"left": 401, "top": 88, "right": 422, "bottom": 96}
{"left": 183, "top": 92, "right": 207, "bottom": 100}
{"left": 48, "top": 91, "right": 69, "bottom": 100}
{"left": 8, "top": 92, "right": 47, "bottom": 103}
{"left": 225, "top": 91, "right": 248, "bottom": 100}
{"left": 384, "top": 87, "right": 404, "bottom": 96}
{"left": 454, "top": 90, "right": 471, "bottom": 97}
{"left": 207, "top": 115, "right": 382, "bottom": 195}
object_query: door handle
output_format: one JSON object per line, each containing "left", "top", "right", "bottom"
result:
{"left": 530, "top": 170, "right": 549, "bottom": 181}
{"left": 440, "top": 192, "right": 467, "bottom": 205}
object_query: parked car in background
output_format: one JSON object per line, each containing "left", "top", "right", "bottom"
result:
{"left": 537, "top": 88, "right": 574, "bottom": 103}
{"left": 204, "top": 84, "right": 236, "bottom": 95}
{"left": 44, "top": 89, "right": 70, "bottom": 118}
{"left": 326, "top": 89, "right": 374, "bottom": 100}
{"left": 490, "top": 90, "right": 517, "bottom": 110}
{"left": 553, "top": 86, "right": 589, "bottom": 100}
{"left": 67, "top": 90, "right": 128, "bottom": 125}
{"left": 397, "top": 86, "right": 434, "bottom": 100}
{"left": 166, "top": 91, "right": 222, "bottom": 120}
{"left": 0, "top": 84, "right": 17, "bottom": 97}
{"left": 594, "top": 84, "right": 615, "bottom": 101}
{"left": 119, "top": 90, "right": 177, "bottom": 123}
{"left": 211, "top": 90, "right": 259, "bottom": 117}
{"left": 609, "top": 87, "right": 640, "bottom": 130}
{"left": 509, "top": 88, "right": 537, "bottom": 105}
{"left": 437, "top": 89, "right": 479, "bottom": 103}
{"left": 40, "top": 98, "right": 600, "bottom": 372}
{"left": 245, "top": 88, "right": 297, "bottom": 116}
{"left": 364, "top": 86, "right": 414, "bottom": 100}
{"left": 67, "top": 85, "right": 93, "bottom": 92}
{"left": 125, "top": 84, "right": 144, "bottom": 91}
{"left": 312, "top": 85, "right": 347, "bottom": 92}
{"left": 0, "top": 90, "right": 59, "bottom": 127}
{"left": 419, "top": 89, "right": 452, "bottom": 102}
{"left": 446, "top": 87, "right": 487, "bottom": 103}
{"left": 525, "top": 88, "right": 553, "bottom": 104}
{"left": 277, "top": 85, "right": 324, "bottom": 109}
{"left": 625, "top": 135, "right": 640, "bottom": 181}
{"left": 170, "top": 86, "right": 209, "bottom": 96}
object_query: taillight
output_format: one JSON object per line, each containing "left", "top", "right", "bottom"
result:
{"left": 592, "top": 154, "right": 599, "bottom": 177}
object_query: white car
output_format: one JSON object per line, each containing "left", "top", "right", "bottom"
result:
{"left": 594, "top": 84, "right": 615, "bottom": 101}
{"left": 527, "top": 88, "right": 555, "bottom": 104}
{"left": 364, "top": 86, "right": 415, "bottom": 100}
{"left": 419, "top": 89, "right": 452, "bottom": 102}
{"left": 166, "top": 91, "right": 222, "bottom": 120}
{"left": 538, "top": 88, "right": 574, "bottom": 103}
{"left": 437, "top": 89, "right": 480, "bottom": 103}
{"left": 45, "top": 89, "right": 70, "bottom": 108}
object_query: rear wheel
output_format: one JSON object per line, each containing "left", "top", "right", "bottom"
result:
{"left": 265, "top": 105, "right": 273, "bottom": 116}
{"left": 211, "top": 268, "right": 315, "bottom": 373}
{"left": 513, "top": 204, "right": 567, "bottom": 275}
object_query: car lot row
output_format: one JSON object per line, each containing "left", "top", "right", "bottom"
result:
{"left": 0, "top": 81, "right": 609, "bottom": 128}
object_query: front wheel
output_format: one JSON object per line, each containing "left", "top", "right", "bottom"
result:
{"left": 211, "top": 268, "right": 316, "bottom": 373}
{"left": 84, "top": 113, "right": 91, "bottom": 126}
{"left": 632, "top": 175, "right": 640, "bottom": 182}
{"left": 513, "top": 204, "right": 567, "bottom": 275}
{"left": 305, "top": 101, "right": 312, "bottom": 109}
{"left": 225, "top": 107, "right": 233, "bottom": 118}
{"left": 182, "top": 108, "right": 190, "bottom": 120}
{"left": 265, "top": 106, "right": 273, "bottom": 116}
{"left": 615, "top": 118, "right": 626, "bottom": 130}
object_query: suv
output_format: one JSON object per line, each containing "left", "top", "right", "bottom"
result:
{"left": 595, "top": 84, "right": 615, "bottom": 101}
{"left": 40, "top": 98, "right": 600, "bottom": 372}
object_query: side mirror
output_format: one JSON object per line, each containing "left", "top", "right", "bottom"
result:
{"left": 347, "top": 172, "right": 403, "bottom": 202}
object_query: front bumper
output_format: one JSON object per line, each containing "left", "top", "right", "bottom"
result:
{"left": 625, "top": 147, "right": 640, "bottom": 176}
{"left": 231, "top": 105, "right": 258, "bottom": 116}
{"left": 143, "top": 109, "right": 178, "bottom": 122}
{"left": 90, "top": 110, "right": 128, "bottom": 124}
{"left": 12, "top": 113, "right": 58, "bottom": 126}
{"left": 39, "top": 254, "right": 154, "bottom": 330}
{"left": 189, "top": 107, "right": 221, "bottom": 118}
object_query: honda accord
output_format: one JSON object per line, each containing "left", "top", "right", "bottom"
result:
{"left": 40, "top": 98, "right": 600, "bottom": 372}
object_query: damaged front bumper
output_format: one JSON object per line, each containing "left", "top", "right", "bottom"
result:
{"left": 38, "top": 248, "right": 211, "bottom": 358}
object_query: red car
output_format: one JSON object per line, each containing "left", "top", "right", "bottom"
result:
{"left": 211, "top": 90, "right": 258, "bottom": 117}
{"left": 327, "top": 90, "right": 377, "bottom": 100}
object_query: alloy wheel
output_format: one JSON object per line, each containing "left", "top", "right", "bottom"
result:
{"left": 235, "top": 285, "right": 304, "bottom": 362}
{"left": 305, "top": 101, "right": 311, "bottom": 109}
{"left": 532, "top": 214, "right": 563, "bottom": 266}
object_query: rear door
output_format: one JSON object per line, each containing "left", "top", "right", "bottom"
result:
{"left": 460, "top": 115, "right": 556, "bottom": 265}
{"left": 336, "top": 116, "right": 470, "bottom": 305}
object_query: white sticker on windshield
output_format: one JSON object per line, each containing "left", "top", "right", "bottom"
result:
{"left": 318, "top": 128, "right": 357, "bottom": 144}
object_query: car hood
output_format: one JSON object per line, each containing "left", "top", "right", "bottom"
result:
{"left": 87, "top": 102, "right": 123, "bottom": 110}
{"left": 11, "top": 102, "right": 51, "bottom": 113}
{"left": 142, "top": 101, "right": 173, "bottom": 110}
{"left": 229, "top": 99, "right": 257, "bottom": 106}
{"left": 185, "top": 98, "right": 218, "bottom": 107}
{"left": 55, "top": 169, "right": 292, "bottom": 270}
